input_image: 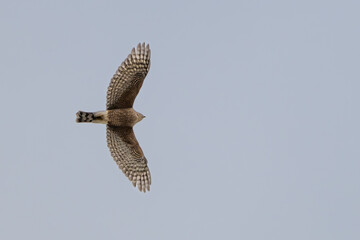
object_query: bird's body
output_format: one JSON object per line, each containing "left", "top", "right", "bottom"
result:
{"left": 76, "top": 109, "right": 144, "bottom": 127}
{"left": 76, "top": 43, "right": 151, "bottom": 192}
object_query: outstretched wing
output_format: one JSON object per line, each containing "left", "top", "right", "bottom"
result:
{"left": 107, "top": 43, "right": 151, "bottom": 110}
{"left": 106, "top": 126, "right": 151, "bottom": 192}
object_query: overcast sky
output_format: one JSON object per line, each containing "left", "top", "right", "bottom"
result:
{"left": 1, "top": 1, "right": 359, "bottom": 239}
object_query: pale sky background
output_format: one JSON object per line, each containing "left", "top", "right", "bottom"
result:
{"left": 0, "top": 1, "right": 359, "bottom": 239}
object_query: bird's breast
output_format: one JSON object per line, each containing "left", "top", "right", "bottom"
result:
{"left": 107, "top": 108, "right": 139, "bottom": 127}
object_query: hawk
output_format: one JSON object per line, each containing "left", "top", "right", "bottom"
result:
{"left": 76, "top": 43, "right": 151, "bottom": 192}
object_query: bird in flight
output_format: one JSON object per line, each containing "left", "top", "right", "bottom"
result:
{"left": 76, "top": 43, "right": 151, "bottom": 192}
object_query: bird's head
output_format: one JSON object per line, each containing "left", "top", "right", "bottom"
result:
{"left": 135, "top": 112, "right": 146, "bottom": 123}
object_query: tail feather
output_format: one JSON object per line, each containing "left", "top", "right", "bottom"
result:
{"left": 76, "top": 111, "right": 95, "bottom": 123}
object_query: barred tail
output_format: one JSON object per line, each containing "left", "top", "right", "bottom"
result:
{"left": 76, "top": 110, "right": 108, "bottom": 124}
{"left": 76, "top": 111, "right": 95, "bottom": 122}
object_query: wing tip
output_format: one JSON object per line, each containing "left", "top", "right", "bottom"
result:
{"left": 137, "top": 42, "right": 151, "bottom": 58}
{"left": 130, "top": 172, "right": 151, "bottom": 193}
{"left": 133, "top": 182, "right": 151, "bottom": 193}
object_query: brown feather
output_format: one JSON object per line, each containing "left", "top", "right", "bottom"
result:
{"left": 107, "top": 43, "right": 150, "bottom": 109}
{"left": 106, "top": 126, "right": 151, "bottom": 192}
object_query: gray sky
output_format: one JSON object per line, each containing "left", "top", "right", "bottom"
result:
{"left": 1, "top": 1, "right": 359, "bottom": 239}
